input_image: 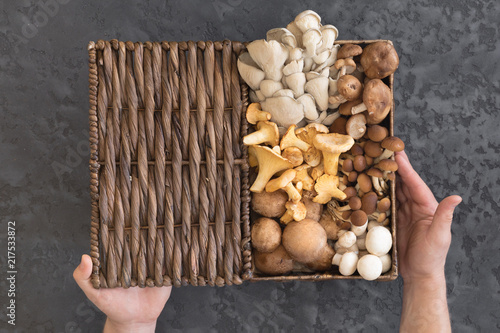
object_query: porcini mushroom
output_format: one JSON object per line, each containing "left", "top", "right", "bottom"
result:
{"left": 313, "top": 133, "right": 355, "bottom": 175}
{"left": 360, "top": 41, "right": 399, "bottom": 79}
{"left": 365, "top": 226, "right": 393, "bottom": 256}
{"left": 357, "top": 254, "right": 383, "bottom": 280}
{"left": 282, "top": 218, "right": 327, "bottom": 264}
{"left": 266, "top": 169, "right": 301, "bottom": 202}
{"left": 313, "top": 174, "right": 347, "bottom": 204}
{"left": 254, "top": 245, "right": 294, "bottom": 275}
{"left": 249, "top": 145, "right": 293, "bottom": 192}
{"left": 243, "top": 120, "right": 279, "bottom": 147}
{"left": 251, "top": 190, "right": 288, "bottom": 218}
{"left": 351, "top": 79, "right": 391, "bottom": 125}
{"left": 251, "top": 217, "right": 282, "bottom": 253}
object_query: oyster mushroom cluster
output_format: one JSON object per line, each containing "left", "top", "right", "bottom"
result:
{"left": 238, "top": 10, "right": 342, "bottom": 129}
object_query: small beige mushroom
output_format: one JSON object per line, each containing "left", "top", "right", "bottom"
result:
{"left": 294, "top": 10, "right": 322, "bottom": 33}
{"left": 305, "top": 76, "right": 329, "bottom": 111}
{"left": 266, "top": 28, "right": 297, "bottom": 49}
{"left": 345, "top": 113, "right": 367, "bottom": 140}
{"left": 297, "top": 94, "right": 319, "bottom": 120}
{"left": 302, "top": 28, "right": 322, "bottom": 57}
{"left": 317, "top": 25, "right": 338, "bottom": 52}
{"left": 260, "top": 79, "right": 284, "bottom": 98}
{"left": 285, "top": 72, "right": 306, "bottom": 97}
{"left": 283, "top": 59, "right": 304, "bottom": 76}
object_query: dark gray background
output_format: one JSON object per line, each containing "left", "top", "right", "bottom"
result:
{"left": 1, "top": 0, "right": 499, "bottom": 332}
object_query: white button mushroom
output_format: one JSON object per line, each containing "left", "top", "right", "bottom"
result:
{"left": 337, "top": 252, "right": 358, "bottom": 276}
{"left": 378, "top": 253, "right": 392, "bottom": 273}
{"left": 365, "top": 226, "right": 393, "bottom": 256}
{"left": 337, "top": 230, "right": 356, "bottom": 248}
{"left": 357, "top": 254, "right": 383, "bottom": 280}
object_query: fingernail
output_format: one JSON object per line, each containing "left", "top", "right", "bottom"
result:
{"left": 79, "top": 255, "right": 86, "bottom": 271}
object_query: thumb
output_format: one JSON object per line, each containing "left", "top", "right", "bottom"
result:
{"left": 73, "top": 254, "right": 94, "bottom": 293}
{"left": 428, "top": 195, "right": 462, "bottom": 245}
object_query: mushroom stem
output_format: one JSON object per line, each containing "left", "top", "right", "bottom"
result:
{"left": 322, "top": 151, "right": 341, "bottom": 175}
{"left": 374, "top": 149, "right": 394, "bottom": 163}
{"left": 283, "top": 183, "right": 301, "bottom": 202}
{"left": 351, "top": 102, "right": 367, "bottom": 115}
{"left": 371, "top": 177, "right": 384, "bottom": 196}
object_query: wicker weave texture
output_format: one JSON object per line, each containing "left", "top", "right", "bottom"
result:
{"left": 88, "top": 39, "right": 251, "bottom": 288}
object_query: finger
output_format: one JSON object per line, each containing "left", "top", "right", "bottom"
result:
{"left": 395, "top": 151, "right": 437, "bottom": 206}
{"left": 73, "top": 254, "right": 98, "bottom": 300}
{"left": 428, "top": 195, "right": 462, "bottom": 246}
{"left": 396, "top": 176, "right": 407, "bottom": 204}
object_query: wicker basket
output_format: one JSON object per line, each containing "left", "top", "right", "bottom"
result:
{"left": 88, "top": 39, "right": 397, "bottom": 288}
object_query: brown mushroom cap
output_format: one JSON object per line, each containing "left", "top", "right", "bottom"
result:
{"left": 363, "top": 79, "right": 392, "bottom": 125}
{"left": 350, "top": 143, "right": 364, "bottom": 156}
{"left": 319, "top": 211, "right": 341, "bottom": 240}
{"left": 282, "top": 219, "right": 327, "bottom": 264}
{"left": 381, "top": 136, "right": 405, "bottom": 152}
{"left": 343, "top": 186, "right": 357, "bottom": 199}
{"left": 346, "top": 113, "right": 367, "bottom": 140}
{"left": 252, "top": 190, "right": 288, "bottom": 217}
{"left": 306, "top": 245, "right": 335, "bottom": 271}
{"left": 338, "top": 43, "right": 363, "bottom": 59}
{"left": 361, "top": 192, "right": 378, "bottom": 214}
{"left": 303, "top": 196, "right": 323, "bottom": 221}
{"left": 347, "top": 171, "right": 358, "bottom": 183}
{"left": 251, "top": 217, "right": 282, "bottom": 253}
{"left": 364, "top": 141, "right": 383, "bottom": 158}
{"left": 366, "top": 168, "right": 383, "bottom": 178}
{"left": 339, "top": 99, "right": 363, "bottom": 116}
{"left": 386, "top": 172, "right": 396, "bottom": 181}
{"left": 377, "top": 197, "right": 391, "bottom": 212}
{"left": 351, "top": 209, "right": 368, "bottom": 226}
{"left": 367, "top": 125, "right": 389, "bottom": 142}
{"left": 353, "top": 155, "right": 367, "bottom": 172}
{"left": 357, "top": 173, "right": 372, "bottom": 193}
{"left": 337, "top": 75, "right": 363, "bottom": 101}
{"left": 360, "top": 41, "right": 400, "bottom": 79}
{"left": 254, "top": 245, "right": 294, "bottom": 275}
{"left": 376, "top": 159, "right": 399, "bottom": 172}
{"left": 342, "top": 158, "right": 354, "bottom": 173}
{"left": 330, "top": 116, "right": 348, "bottom": 134}
{"left": 348, "top": 196, "right": 362, "bottom": 210}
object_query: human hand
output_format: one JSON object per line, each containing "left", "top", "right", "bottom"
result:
{"left": 395, "top": 151, "right": 462, "bottom": 284}
{"left": 73, "top": 254, "right": 172, "bottom": 333}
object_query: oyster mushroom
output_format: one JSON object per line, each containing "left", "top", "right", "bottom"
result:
{"left": 304, "top": 76, "right": 329, "bottom": 111}
{"left": 261, "top": 96, "right": 305, "bottom": 128}
{"left": 266, "top": 28, "right": 297, "bottom": 49}
{"left": 237, "top": 52, "right": 266, "bottom": 91}
{"left": 293, "top": 10, "right": 322, "bottom": 33}
{"left": 247, "top": 39, "right": 289, "bottom": 81}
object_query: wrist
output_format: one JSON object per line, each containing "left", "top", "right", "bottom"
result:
{"left": 104, "top": 318, "right": 157, "bottom": 333}
{"left": 403, "top": 274, "right": 447, "bottom": 291}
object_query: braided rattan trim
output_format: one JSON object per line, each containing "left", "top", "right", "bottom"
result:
{"left": 89, "top": 39, "right": 250, "bottom": 288}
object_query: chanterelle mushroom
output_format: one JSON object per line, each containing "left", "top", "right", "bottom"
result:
{"left": 249, "top": 145, "right": 293, "bottom": 192}
{"left": 246, "top": 39, "right": 289, "bottom": 81}
{"left": 266, "top": 169, "right": 301, "bottom": 202}
{"left": 280, "top": 200, "right": 307, "bottom": 224}
{"left": 313, "top": 133, "right": 355, "bottom": 176}
{"left": 313, "top": 174, "right": 347, "bottom": 204}
{"left": 243, "top": 120, "right": 279, "bottom": 146}
{"left": 246, "top": 102, "right": 271, "bottom": 125}
{"left": 280, "top": 124, "right": 311, "bottom": 151}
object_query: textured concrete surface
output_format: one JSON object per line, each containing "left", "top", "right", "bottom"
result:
{"left": 0, "top": 0, "right": 499, "bottom": 331}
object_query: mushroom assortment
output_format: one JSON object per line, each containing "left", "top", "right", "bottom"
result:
{"left": 243, "top": 10, "right": 403, "bottom": 280}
